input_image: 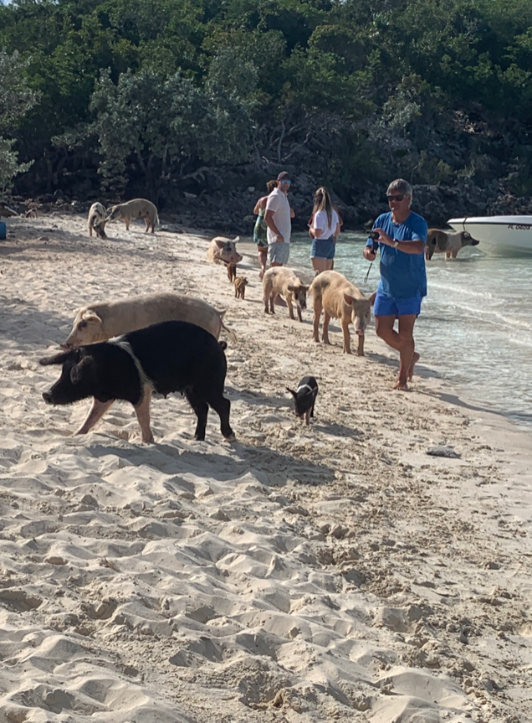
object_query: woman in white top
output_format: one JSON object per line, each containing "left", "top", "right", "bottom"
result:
{"left": 308, "top": 187, "right": 340, "bottom": 274}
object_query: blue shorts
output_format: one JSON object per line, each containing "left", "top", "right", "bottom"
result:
{"left": 311, "top": 236, "right": 335, "bottom": 260}
{"left": 374, "top": 291, "right": 422, "bottom": 317}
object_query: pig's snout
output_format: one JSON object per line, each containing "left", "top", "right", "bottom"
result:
{"left": 43, "top": 391, "right": 53, "bottom": 404}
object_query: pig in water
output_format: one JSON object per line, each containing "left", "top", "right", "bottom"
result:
{"left": 207, "top": 236, "right": 243, "bottom": 265}
{"left": 40, "top": 321, "right": 235, "bottom": 443}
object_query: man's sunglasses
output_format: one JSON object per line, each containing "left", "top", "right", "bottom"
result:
{"left": 387, "top": 194, "right": 406, "bottom": 202}
{"left": 280, "top": 180, "right": 291, "bottom": 185}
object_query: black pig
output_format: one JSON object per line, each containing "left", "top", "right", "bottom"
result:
{"left": 40, "top": 320, "right": 235, "bottom": 443}
{"left": 286, "top": 375, "right": 318, "bottom": 425}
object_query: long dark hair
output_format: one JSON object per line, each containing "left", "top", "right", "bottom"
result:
{"left": 312, "top": 187, "right": 333, "bottom": 227}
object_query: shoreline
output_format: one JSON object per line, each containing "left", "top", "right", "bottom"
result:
{"left": 240, "top": 235, "right": 532, "bottom": 436}
{"left": 1, "top": 213, "right": 531, "bottom": 722}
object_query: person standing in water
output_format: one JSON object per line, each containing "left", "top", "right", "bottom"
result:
{"left": 253, "top": 180, "right": 277, "bottom": 279}
{"left": 363, "top": 179, "right": 427, "bottom": 391}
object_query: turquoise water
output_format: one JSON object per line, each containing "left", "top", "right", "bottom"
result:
{"left": 287, "top": 232, "right": 532, "bottom": 428}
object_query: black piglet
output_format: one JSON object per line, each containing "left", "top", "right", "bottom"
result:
{"left": 286, "top": 375, "right": 318, "bottom": 426}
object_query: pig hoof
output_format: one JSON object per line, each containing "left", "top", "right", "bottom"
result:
{"left": 224, "top": 433, "right": 236, "bottom": 442}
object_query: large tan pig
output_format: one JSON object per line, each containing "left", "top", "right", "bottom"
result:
{"left": 262, "top": 267, "right": 309, "bottom": 322}
{"left": 309, "top": 271, "right": 376, "bottom": 356}
{"left": 207, "top": 236, "right": 242, "bottom": 265}
{"left": 63, "top": 293, "right": 236, "bottom": 349}
{"left": 107, "top": 198, "right": 159, "bottom": 233}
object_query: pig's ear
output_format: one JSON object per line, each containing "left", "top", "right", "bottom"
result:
{"left": 233, "top": 236, "right": 240, "bottom": 243}
{"left": 300, "top": 285, "right": 310, "bottom": 292}
{"left": 369, "top": 291, "right": 377, "bottom": 305}
{"left": 82, "top": 311, "right": 102, "bottom": 324}
{"left": 215, "top": 239, "right": 226, "bottom": 248}
{"left": 40, "top": 351, "right": 71, "bottom": 366}
{"left": 70, "top": 356, "right": 95, "bottom": 385}
{"left": 286, "top": 387, "right": 297, "bottom": 398}
{"left": 344, "top": 293, "right": 354, "bottom": 306}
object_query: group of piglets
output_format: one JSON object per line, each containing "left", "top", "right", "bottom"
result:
{"left": 208, "top": 236, "right": 250, "bottom": 300}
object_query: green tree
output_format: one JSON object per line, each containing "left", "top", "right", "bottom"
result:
{"left": 0, "top": 50, "right": 37, "bottom": 196}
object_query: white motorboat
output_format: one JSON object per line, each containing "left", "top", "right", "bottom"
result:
{"left": 447, "top": 215, "right": 532, "bottom": 256}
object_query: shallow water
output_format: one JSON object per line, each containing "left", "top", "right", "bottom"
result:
{"left": 285, "top": 232, "right": 532, "bottom": 428}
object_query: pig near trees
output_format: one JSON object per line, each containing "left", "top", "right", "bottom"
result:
{"left": 63, "top": 293, "right": 236, "bottom": 349}
{"left": 88, "top": 202, "right": 108, "bottom": 239}
{"left": 41, "top": 321, "right": 235, "bottom": 443}
{"left": 426, "top": 228, "right": 480, "bottom": 260}
{"left": 263, "top": 267, "right": 309, "bottom": 322}
{"left": 207, "top": 236, "right": 242, "bottom": 265}
{"left": 107, "top": 198, "right": 159, "bottom": 233}
{"left": 309, "top": 270, "right": 376, "bottom": 356}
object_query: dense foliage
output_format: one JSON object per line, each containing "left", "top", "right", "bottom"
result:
{"left": 1, "top": 0, "right": 531, "bottom": 217}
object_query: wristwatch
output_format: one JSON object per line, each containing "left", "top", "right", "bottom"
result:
{"left": 394, "top": 240, "right": 400, "bottom": 249}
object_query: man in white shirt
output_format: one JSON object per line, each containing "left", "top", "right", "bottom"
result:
{"left": 265, "top": 171, "right": 295, "bottom": 267}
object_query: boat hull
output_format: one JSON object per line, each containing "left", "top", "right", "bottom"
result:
{"left": 447, "top": 216, "right": 532, "bottom": 257}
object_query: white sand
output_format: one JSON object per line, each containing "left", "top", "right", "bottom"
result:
{"left": 0, "top": 212, "right": 531, "bottom": 722}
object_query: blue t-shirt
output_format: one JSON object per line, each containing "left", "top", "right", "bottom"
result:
{"left": 366, "top": 211, "right": 428, "bottom": 299}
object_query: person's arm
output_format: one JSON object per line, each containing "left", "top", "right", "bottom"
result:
{"left": 290, "top": 206, "right": 295, "bottom": 219}
{"left": 333, "top": 222, "right": 340, "bottom": 242}
{"left": 373, "top": 227, "right": 425, "bottom": 254}
{"left": 265, "top": 209, "right": 284, "bottom": 242}
{"left": 253, "top": 196, "right": 267, "bottom": 215}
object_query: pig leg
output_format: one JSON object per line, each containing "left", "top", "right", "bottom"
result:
{"left": 185, "top": 388, "right": 209, "bottom": 440}
{"left": 269, "top": 294, "right": 275, "bottom": 314}
{"left": 341, "top": 319, "right": 352, "bottom": 354}
{"left": 312, "top": 298, "right": 322, "bottom": 342}
{"left": 134, "top": 386, "right": 154, "bottom": 443}
{"left": 76, "top": 398, "right": 115, "bottom": 435}
{"left": 124, "top": 218, "right": 130, "bottom": 231}
{"left": 144, "top": 218, "right": 150, "bottom": 233}
{"left": 305, "top": 408, "right": 310, "bottom": 426}
{"left": 205, "top": 391, "right": 235, "bottom": 441}
{"left": 296, "top": 303, "right": 303, "bottom": 323}
{"left": 322, "top": 312, "right": 332, "bottom": 345}
{"left": 287, "top": 295, "right": 295, "bottom": 320}
{"left": 356, "top": 334, "right": 365, "bottom": 357}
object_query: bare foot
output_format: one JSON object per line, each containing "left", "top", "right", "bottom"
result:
{"left": 394, "top": 379, "right": 409, "bottom": 391}
{"left": 408, "top": 352, "right": 420, "bottom": 381}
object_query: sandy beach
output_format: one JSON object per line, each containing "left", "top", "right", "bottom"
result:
{"left": 0, "top": 210, "right": 531, "bottom": 723}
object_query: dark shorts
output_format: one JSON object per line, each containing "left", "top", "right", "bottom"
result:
{"left": 374, "top": 291, "right": 422, "bottom": 317}
{"left": 311, "top": 236, "right": 335, "bottom": 260}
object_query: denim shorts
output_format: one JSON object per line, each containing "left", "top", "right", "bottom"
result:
{"left": 268, "top": 242, "right": 290, "bottom": 266}
{"left": 374, "top": 291, "right": 422, "bottom": 317}
{"left": 311, "top": 236, "right": 335, "bottom": 260}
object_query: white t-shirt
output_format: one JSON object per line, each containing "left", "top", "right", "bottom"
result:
{"left": 266, "top": 188, "right": 291, "bottom": 245}
{"left": 313, "top": 209, "right": 339, "bottom": 240}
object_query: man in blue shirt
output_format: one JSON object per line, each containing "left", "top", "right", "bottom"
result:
{"left": 363, "top": 179, "right": 428, "bottom": 390}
